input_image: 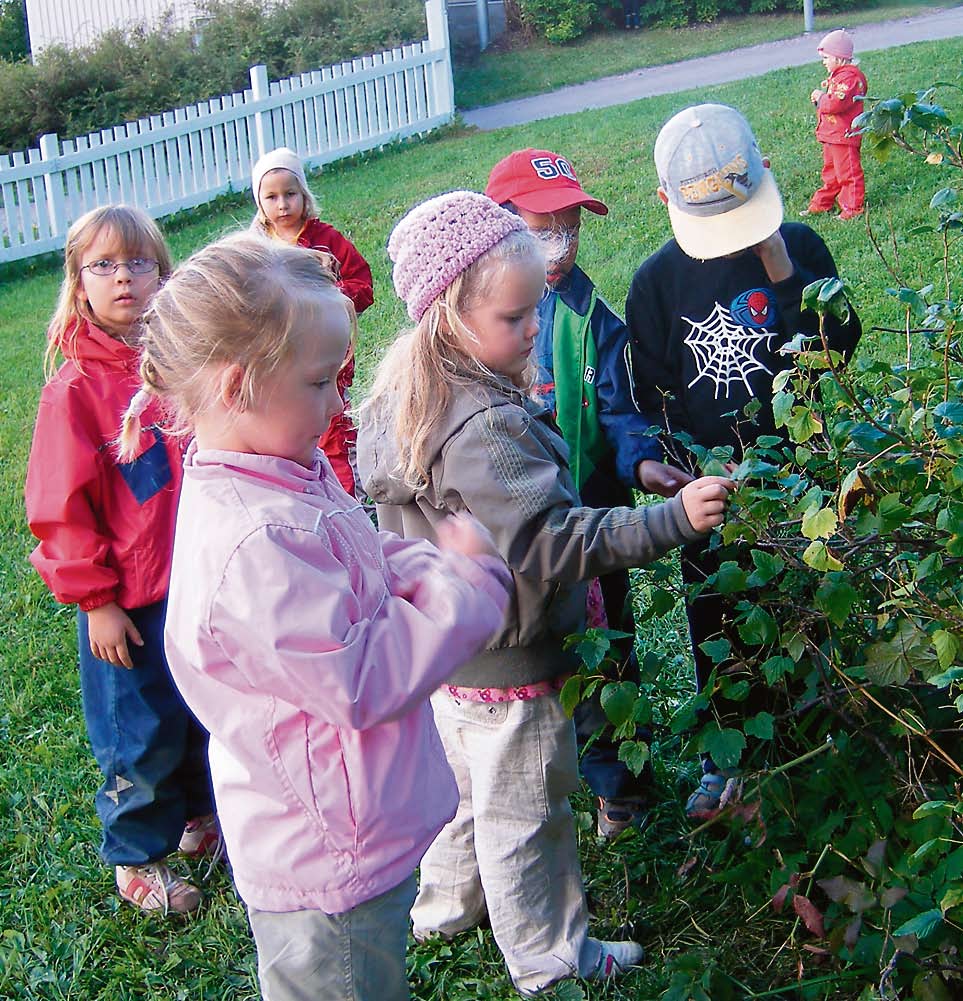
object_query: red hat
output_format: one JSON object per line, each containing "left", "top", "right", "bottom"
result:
{"left": 485, "top": 149, "right": 608, "bottom": 216}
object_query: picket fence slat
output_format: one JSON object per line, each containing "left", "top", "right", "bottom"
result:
{"left": 0, "top": 0, "right": 453, "bottom": 262}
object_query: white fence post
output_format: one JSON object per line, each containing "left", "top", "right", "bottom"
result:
{"left": 250, "top": 64, "right": 274, "bottom": 158}
{"left": 425, "top": 0, "right": 454, "bottom": 120}
{"left": 39, "top": 133, "right": 66, "bottom": 236}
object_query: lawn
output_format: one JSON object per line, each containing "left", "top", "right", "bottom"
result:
{"left": 452, "top": 0, "right": 947, "bottom": 109}
{"left": 1, "top": 37, "right": 961, "bottom": 1000}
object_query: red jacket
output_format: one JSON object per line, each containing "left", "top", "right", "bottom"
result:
{"left": 815, "top": 63, "right": 867, "bottom": 147}
{"left": 297, "top": 218, "right": 374, "bottom": 497}
{"left": 25, "top": 320, "right": 184, "bottom": 611}
{"left": 297, "top": 218, "right": 373, "bottom": 316}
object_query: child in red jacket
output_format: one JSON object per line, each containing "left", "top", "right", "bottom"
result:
{"left": 803, "top": 29, "right": 867, "bottom": 220}
{"left": 25, "top": 205, "right": 217, "bottom": 914}
{"left": 251, "top": 147, "right": 374, "bottom": 498}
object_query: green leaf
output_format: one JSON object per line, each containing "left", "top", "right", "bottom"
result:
{"left": 892, "top": 908, "right": 943, "bottom": 940}
{"left": 699, "top": 638, "right": 731, "bottom": 664}
{"left": 912, "top": 801, "right": 954, "bottom": 819}
{"left": 714, "top": 561, "right": 748, "bottom": 594}
{"left": 940, "top": 885, "right": 963, "bottom": 914}
{"left": 761, "top": 656, "right": 794, "bottom": 684}
{"left": 771, "top": 390, "right": 794, "bottom": 428}
{"left": 559, "top": 676, "right": 583, "bottom": 718}
{"left": 803, "top": 541, "right": 844, "bottom": 572}
{"left": 738, "top": 606, "right": 778, "bottom": 646}
{"left": 697, "top": 723, "right": 746, "bottom": 771}
{"left": 815, "top": 575, "right": 858, "bottom": 627}
{"left": 600, "top": 682, "right": 638, "bottom": 728}
{"left": 617, "top": 739, "right": 651, "bottom": 778}
{"left": 744, "top": 711, "right": 774, "bottom": 740}
{"left": 786, "top": 405, "right": 823, "bottom": 443}
{"left": 802, "top": 506, "right": 838, "bottom": 540}
{"left": 864, "top": 620, "right": 939, "bottom": 686}
{"left": 932, "top": 630, "right": 959, "bottom": 671}
{"left": 747, "top": 549, "right": 784, "bottom": 586}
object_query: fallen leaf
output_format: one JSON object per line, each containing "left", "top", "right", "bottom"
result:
{"left": 793, "top": 893, "right": 826, "bottom": 937}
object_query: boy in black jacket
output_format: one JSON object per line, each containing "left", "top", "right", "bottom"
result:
{"left": 616, "top": 104, "right": 862, "bottom": 814}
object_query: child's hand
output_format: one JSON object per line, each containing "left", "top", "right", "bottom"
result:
{"left": 87, "top": 601, "right": 144, "bottom": 669}
{"left": 810, "top": 88, "right": 823, "bottom": 105}
{"left": 751, "top": 231, "right": 794, "bottom": 284}
{"left": 637, "top": 459, "right": 694, "bottom": 498}
{"left": 680, "top": 476, "right": 735, "bottom": 533}
{"left": 436, "top": 512, "right": 501, "bottom": 560}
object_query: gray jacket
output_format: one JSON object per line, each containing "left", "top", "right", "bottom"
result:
{"left": 358, "top": 373, "right": 703, "bottom": 688}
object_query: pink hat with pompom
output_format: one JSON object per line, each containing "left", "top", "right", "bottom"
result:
{"left": 818, "top": 29, "right": 854, "bottom": 60}
{"left": 388, "top": 190, "right": 527, "bottom": 322}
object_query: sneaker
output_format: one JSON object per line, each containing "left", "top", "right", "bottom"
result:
{"left": 586, "top": 939, "right": 644, "bottom": 980}
{"left": 685, "top": 770, "right": 727, "bottom": 817}
{"left": 799, "top": 207, "right": 830, "bottom": 217}
{"left": 116, "top": 861, "right": 201, "bottom": 914}
{"left": 597, "top": 796, "right": 646, "bottom": 838}
{"left": 179, "top": 813, "right": 223, "bottom": 859}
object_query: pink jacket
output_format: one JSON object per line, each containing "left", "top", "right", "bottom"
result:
{"left": 163, "top": 445, "right": 510, "bottom": 914}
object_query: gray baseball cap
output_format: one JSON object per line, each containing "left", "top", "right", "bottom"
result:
{"left": 654, "top": 104, "right": 783, "bottom": 260}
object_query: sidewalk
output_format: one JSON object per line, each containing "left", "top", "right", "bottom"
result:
{"left": 462, "top": 5, "right": 963, "bottom": 130}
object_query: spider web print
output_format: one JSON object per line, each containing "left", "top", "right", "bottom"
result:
{"left": 683, "top": 301, "right": 778, "bottom": 399}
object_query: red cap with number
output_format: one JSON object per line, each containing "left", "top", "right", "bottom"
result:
{"left": 485, "top": 148, "right": 608, "bottom": 216}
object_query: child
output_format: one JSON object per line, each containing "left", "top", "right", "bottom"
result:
{"left": 803, "top": 29, "right": 867, "bottom": 220}
{"left": 357, "top": 190, "right": 733, "bottom": 995}
{"left": 617, "top": 104, "right": 862, "bottom": 813}
{"left": 122, "top": 232, "right": 511, "bottom": 1001}
{"left": 485, "top": 148, "right": 654, "bottom": 838}
{"left": 25, "top": 205, "right": 216, "bottom": 914}
{"left": 251, "top": 146, "right": 374, "bottom": 497}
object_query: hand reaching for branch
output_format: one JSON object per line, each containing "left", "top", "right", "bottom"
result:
{"left": 680, "top": 475, "right": 735, "bottom": 533}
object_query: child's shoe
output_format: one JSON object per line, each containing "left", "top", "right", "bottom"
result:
{"left": 116, "top": 861, "right": 201, "bottom": 914}
{"left": 597, "top": 796, "right": 646, "bottom": 838}
{"left": 838, "top": 208, "right": 864, "bottom": 221}
{"left": 179, "top": 813, "right": 223, "bottom": 859}
{"left": 586, "top": 939, "right": 644, "bottom": 979}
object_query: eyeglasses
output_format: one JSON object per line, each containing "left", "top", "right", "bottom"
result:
{"left": 81, "top": 258, "right": 159, "bottom": 277}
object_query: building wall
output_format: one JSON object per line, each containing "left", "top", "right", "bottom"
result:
{"left": 24, "top": 0, "right": 203, "bottom": 55}
{"left": 446, "top": 0, "right": 506, "bottom": 49}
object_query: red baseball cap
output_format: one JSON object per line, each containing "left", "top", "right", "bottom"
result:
{"left": 485, "top": 148, "right": 608, "bottom": 216}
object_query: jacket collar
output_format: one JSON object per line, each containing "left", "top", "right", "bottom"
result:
{"left": 185, "top": 442, "right": 328, "bottom": 491}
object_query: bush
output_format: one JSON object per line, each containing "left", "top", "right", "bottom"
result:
{"left": 0, "top": 0, "right": 26, "bottom": 62}
{"left": 0, "top": 0, "right": 425, "bottom": 154}
{"left": 515, "top": 0, "right": 607, "bottom": 43}
{"left": 569, "top": 77, "right": 963, "bottom": 995}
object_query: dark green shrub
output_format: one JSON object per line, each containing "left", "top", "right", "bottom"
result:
{"left": 0, "top": 0, "right": 26, "bottom": 62}
{"left": 515, "top": 0, "right": 607, "bottom": 43}
{"left": 0, "top": 0, "right": 424, "bottom": 155}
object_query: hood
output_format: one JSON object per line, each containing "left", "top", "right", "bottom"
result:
{"left": 62, "top": 318, "right": 139, "bottom": 370}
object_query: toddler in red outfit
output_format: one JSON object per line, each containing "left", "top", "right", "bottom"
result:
{"left": 803, "top": 29, "right": 867, "bottom": 220}
{"left": 251, "top": 147, "right": 374, "bottom": 497}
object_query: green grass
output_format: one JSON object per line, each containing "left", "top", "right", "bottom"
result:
{"left": 453, "top": 0, "right": 946, "bottom": 109}
{"left": 3, "top": 37, "right": 962, "bottom": 1000}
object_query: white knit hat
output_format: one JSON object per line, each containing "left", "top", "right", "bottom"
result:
{"left": 251, "top": 147, "right": 310, "bottom": 208}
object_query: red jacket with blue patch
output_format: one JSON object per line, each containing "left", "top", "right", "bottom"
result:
{"left": 25, "top": 319, "right": 184, "bottom": 611}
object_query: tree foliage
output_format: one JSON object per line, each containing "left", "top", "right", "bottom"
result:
{"left": 569, "top": 74, "right": 963, "bottom": 995}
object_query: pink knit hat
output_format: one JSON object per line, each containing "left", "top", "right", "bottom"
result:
{"left": 818, "top": 29, "right": 854, "bottom": 60}
{"left": 388, "top": 191, "right": 528, "bottom": 321}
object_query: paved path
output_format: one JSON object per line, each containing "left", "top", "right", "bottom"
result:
{"left": 463, "top": 5, "right": 963, "bottom": 130}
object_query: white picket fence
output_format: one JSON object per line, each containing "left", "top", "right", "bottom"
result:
{"left": 0, "top": 0, "right": 454, "bottom": 264}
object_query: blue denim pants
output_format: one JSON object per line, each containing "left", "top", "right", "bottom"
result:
{"left": 78, "top": 600, "right": 213, "bottom": 866}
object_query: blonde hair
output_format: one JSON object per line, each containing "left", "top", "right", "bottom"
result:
{"left": 118, "top": 232, "right": 352, "bottom": 461}
{"left": 45, "top": 205, "right": 172, "bottom": 380}
{"left": 361, "top": 228, "right": 544, "bottom": 488}
{"left": 250, "top": 168, "right": 318, "bottom": 240}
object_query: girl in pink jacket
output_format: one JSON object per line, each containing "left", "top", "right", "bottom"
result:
{"left": 119, "top": 232, "right": 511, "bottom": 1001}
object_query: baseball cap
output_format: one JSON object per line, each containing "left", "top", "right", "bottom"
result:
{"left": 654, "top": 104, "right": 783, "bottom": 260}
{"left": 817, "top": 29, "right": 855, "bottom": 60}
{"left": 485, "top": 149, "right": 608, "bottom": 216}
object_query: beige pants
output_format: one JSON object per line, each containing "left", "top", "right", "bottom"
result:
{"left": 411, "top": 691, "right": 600, "bottom": 995}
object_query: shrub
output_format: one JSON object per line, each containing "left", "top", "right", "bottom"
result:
{"left": 0, "top": 0, "right": 425, "bottom": 155}
{"left": 0, "top": 0, "right": 26, "bottom": 62}
{"left": 515, "top": 0, "right": 607, "bottom": 43}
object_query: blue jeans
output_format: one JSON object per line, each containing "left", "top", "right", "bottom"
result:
{"left": 78, "top": 600, "right": 213, "bottom": 866}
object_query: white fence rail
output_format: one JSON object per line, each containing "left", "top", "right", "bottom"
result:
{"left": 0, "top": 0, "right": 453, "bottom": 265}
